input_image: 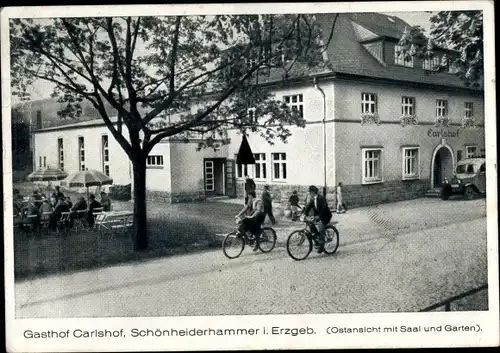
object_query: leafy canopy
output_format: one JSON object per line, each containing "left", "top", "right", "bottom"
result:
{"left": 396, "top": 10, "right": 483, "bottom": 87}
{"left": 10, "top": 15, "right": 327, "bottom": 158}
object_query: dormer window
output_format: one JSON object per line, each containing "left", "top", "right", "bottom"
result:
{"left": 394, "top": 44, "right": 414, "bottom": 68}
{"left": 423, "top": 56, "right": 440, "bottom": 71}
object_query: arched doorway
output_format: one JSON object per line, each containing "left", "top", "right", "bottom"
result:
{"left": 431, "top": 143, "right": 454, "bottom": 188}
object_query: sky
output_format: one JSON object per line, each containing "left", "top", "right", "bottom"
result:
{"left": 11, "top": 11, "right": 434, "bottom": 105}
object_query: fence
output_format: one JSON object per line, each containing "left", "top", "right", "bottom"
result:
{"left": 419, "top": 284, "right": 488, "bottom": 312}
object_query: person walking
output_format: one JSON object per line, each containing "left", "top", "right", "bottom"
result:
{"left": 244, "top": 174, "right": 256, "bottom": 205}
{"left": 336, "top": 182, "right": 346, "bottom": 214}
{"left": 261, "top": 184, "right": 276, "bottom": 225}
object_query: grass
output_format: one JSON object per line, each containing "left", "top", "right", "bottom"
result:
{"left": 12, "top": 182, "right": 242, "bottom": 280}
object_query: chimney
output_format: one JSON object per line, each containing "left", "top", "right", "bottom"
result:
{"left": 36, "top": 110, "right": 42, "bottom": 130}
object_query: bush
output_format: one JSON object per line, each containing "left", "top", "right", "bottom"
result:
{"left": 109, "top": 184, "right": 131, "bottom": 201}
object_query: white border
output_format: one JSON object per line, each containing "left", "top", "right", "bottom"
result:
{"left": 2, "top": 1, "right": 498, "bottom": 351}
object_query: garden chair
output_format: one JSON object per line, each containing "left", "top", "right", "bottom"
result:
{"left": 56, "top": 212, "right": 71, "bottom": 236}
{"left": 73, "top": 209, "right": 88, "bottom": 233}
{"left": 38, "top": 212, "right": 52, "bottom": 235}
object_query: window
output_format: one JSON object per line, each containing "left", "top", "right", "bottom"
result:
{"left": 422, "top": 56, "right": 440, "bottom": 71}
{"left": 146, "top": 155, "right": 164, "bottom": 167}
{"left": 254, "top": 153, "right": 267, "bottom": 180}
{"left": 436, "top": 99, "right": 448, "bottom": 117}
{"left": 236, "top": 163, "right": 249, "bottom": 179}
{"left": 247, "top": 108, "right": 257, "bottom": 125}
{"left": 39, "top": 156, "right": 42, "bottom": 168}
{"left": 43, "top": 156, "right": 46, "bottom": 168}
{"left": 283, "top": 94, "right": 304, "bottom": 118}
{"left": 361, "top": 93, "right": 377, "bottom": 114}
{"left": 394, "top": 45, "right": 414, "bottom": 67}
{"left": 78, "top": 136, "right": 85, "bottom": 171}
{"left": 465, "top": 145, "right": 477, "bottom": 159}
{"left": 479, "top": 163, "right": 485, "bottom": 173}
{"left": 102, "top": 135, "right": 110, "bottom": 176}
{"left": 464, "top": 102, "right": 474, "bottom": 118}
{"left": 402, "top": 147, "right": 420, "bottom": 180}
{"left": 271, "top": 153, "right": 287, "bottom": 181}
{"left": 401, "top": 96, "right": 415, "bottom": 115}
{"left": 362, "top": 148, "right": 383, "bottom": 184}
{"left": 58, "top": 138, "right": 64, "bottom": 171}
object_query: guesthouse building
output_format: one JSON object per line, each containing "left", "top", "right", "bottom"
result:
{"left": 32, "top": 12, "right": 485, "bottom": 208}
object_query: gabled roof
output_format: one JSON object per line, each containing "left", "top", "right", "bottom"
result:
{"left": 315, "top": 13, "right": 482, "bottom": 91}
{"left": 348, "top": 12, "right": 409, "bottom": 40}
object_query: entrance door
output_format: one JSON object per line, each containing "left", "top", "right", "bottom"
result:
{"left": 432, "top": 146, "right": 454, "bottom": 188}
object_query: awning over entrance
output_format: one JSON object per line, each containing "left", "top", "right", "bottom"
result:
{"left": 236, "top": 135, "right": 256, "bottom": 164}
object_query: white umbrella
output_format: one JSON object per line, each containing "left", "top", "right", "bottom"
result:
{"left": 27, "top": 167, "right": 68, "bottom": 197}
{"left": 66, "top": 169, "right": 113, "bottom": 201}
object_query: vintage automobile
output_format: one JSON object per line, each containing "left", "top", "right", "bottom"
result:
{"left": 441, "top": 157, "right": 486, "bottom": 200}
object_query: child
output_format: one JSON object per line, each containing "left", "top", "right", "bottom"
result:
{"left": 288, "top": 190, "right": 301, "bottom": 221}
{"left": 336, "top": 182, "right": 346, "bottom": 214}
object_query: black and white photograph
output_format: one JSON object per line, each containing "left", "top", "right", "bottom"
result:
{"left": 3, "top": 1, "right": 499, "bottom": 351}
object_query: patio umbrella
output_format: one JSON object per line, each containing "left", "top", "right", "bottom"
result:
{"left": 27, "top": 167, "right": 68, "bottom": 182}
{"left": 236, "top": 134, "right": 256, "bottom": 165}
{"left": 66, "top": 169, "right": 113, "bottom": 201}
{"left": 27, "top": 167, "right": 68, "bottom": 197}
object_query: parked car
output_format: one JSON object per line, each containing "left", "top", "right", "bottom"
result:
{"left": 441, "top": 158, "right": 486, "bottom": 200}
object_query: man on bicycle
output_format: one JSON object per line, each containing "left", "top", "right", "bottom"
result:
{"left": 302, "top": 185, "right": 332, "bottom": 253}
{"left": 235, "top": 191, "right": 266, "bottom": 250}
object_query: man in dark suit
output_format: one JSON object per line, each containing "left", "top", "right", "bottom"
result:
{"left": 49, "top": 197, "right": 71, "bottom": 230}
{"left": 261, "top": 185, "right": 276, "bottom": 225}
{"left": 303, "top": 185, "right": 332, "bottom": 253}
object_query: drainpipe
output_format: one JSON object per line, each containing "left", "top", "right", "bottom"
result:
{"left": 313, "top": 77, "right": 327, "bottom": 197}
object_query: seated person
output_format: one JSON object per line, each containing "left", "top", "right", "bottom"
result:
{"left": 51, "top": 186, "right": 65, "bottom": 204}
{"left": 70, "top": 196, "right": 88, "bottom": 226}
{"left": 49, "top": 197, "right": 71, "bottom": 230}
{"left": 21, "top": 198, "right": 41, "bottom": 231}
{"left": 87, "top": 194, "right": 102, "bottom": 228}
{"left": 235, "top": 191, "right": 266, "bottom": 250}
{"left": 71, "top": 196, "right": 88, "bottom": 212}
{"left": 65, "top": 196, "right": 73, "bottom": 209}
{"left": 39, "top": 199, "right": 53, "bottom": 214}
{"left": 32, "top": 190, "right": 44, "bottom": 209}
{"left": 100, "top": 191, "right": 111, "bottom": 211}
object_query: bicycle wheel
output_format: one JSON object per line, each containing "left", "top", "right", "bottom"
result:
{"left": 222, "top": 231, "right": 245, "bottom": 259}
{"left": 323, "top": 225, "right": 340, "bottom": 254}
{"left": 258, "top": 227, "right": 277, "bottom": 253}
{"left": 286, "top": 230, "right": 312, "bottom": 261}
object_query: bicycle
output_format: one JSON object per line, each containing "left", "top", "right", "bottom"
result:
{"left": 222, "top": 216, "right": 277, "bottom": 259}
{"left": 286, "top": 215, "right": 339, "bottom": 261}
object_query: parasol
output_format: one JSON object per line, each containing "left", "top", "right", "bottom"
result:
{"left": 66, "top": 169, "right": 113, "bottom": 201}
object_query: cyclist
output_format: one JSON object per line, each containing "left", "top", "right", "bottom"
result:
{"left": 302, "top": 185, "right": 332, "bottom": 253}
{"left": 235, "top": 191, "right": 266, "bottom": 251}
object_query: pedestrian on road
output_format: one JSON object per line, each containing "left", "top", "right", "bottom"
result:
{"left": 336, "top": 182, "right": 346, "bottom": 214}
{"left": 244, "top": 174, "right": 256, "bottom": 205}
{"left": 262, "top": 184, "right": 276, "bottom": 225}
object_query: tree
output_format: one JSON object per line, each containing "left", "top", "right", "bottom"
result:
{"left": 10, "top": 14, "right": 328, "bottom": 250}
{"left": 397, "top": 10, "right": 483, "bottom": 87}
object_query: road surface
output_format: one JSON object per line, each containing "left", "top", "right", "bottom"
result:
{"left": 16, "top": 198, "right": 488, "bottom": 317}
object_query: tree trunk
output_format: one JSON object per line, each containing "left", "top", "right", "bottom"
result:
{"left": 132, "top": 157, "right": 148, "bottom": 251}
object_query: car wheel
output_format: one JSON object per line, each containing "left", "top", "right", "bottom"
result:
{"left": 464, "top": 186, "right": 475, "bottom": 200}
